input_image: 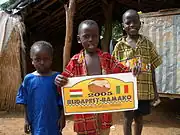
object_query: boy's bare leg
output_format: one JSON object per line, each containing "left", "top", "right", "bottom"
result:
{"left": 77, "top": 130, "right": 110, "bottom": 135}
{"left": 134, "top": 115, "right": 143, "bottom": 135}
{"left": 98, "top": 113, "right": 110, "bottom": 135}
{"left": 100, "top": 128, "right": 110, "bottom": 135}
{"left": 123, "top": 111, "right": 134, "bottom": 135}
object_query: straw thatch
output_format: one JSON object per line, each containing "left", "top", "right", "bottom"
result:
{"left": 0, "top": 22, "right": 25, "bottom": 112}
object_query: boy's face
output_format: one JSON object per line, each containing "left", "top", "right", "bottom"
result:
{"left": 123, "top": 11, "right": 141, "bottom": 36}
{"left": 77, "top": 24, "right": 99, "bottom": 53}
{"left": 31, "top": 48, "right": 52, "bottom": 74}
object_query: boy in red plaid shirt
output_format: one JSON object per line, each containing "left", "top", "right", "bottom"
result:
{"left": 55, "top": 20, "right": 140, "bottom": 135}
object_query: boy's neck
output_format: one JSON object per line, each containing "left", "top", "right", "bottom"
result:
{"left": 84, "top": 50, "right": 97, "bottom": 56}
{"left": 126, "top": 34, "right": 139, "bottom": 42}
{"left": 126, "top": 34, "right": 140, "bottom": 48}
{"left": 33, "top": 70, "right": 53, "bottom": 76}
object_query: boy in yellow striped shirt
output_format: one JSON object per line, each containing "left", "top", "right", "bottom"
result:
{"left": 112, "top": 9, "right": 162, "bottom": 135}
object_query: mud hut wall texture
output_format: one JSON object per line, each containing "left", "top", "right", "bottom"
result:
{"left": 140, "top": 10, "right": 180, "bottom": 95}
{"left": 0, "top": 13, "right": 25, "bottom": 111}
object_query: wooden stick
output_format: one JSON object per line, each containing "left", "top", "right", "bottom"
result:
{"left": 63, "top": 0, "right": 76, "bottom": 70}
{"left": 101, "top": 0, "right": 114, "bottom": 52}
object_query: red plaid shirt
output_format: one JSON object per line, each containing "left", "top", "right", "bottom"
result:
{"left": 61, "top": 49, "right": 129, "bottom": 134}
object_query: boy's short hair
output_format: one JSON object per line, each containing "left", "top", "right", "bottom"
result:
{"left": 78, "top": 20, "right": 99, "bottom": 34}
{"left": 30, "top": 41, "right": 53, "bottom": 58}
{"left": 122, "top": 9, "right": 140, "bottom": 22}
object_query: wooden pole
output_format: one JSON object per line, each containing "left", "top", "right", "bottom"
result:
{"left": 63, "top": 0, "right": 76, "bottom": 70}
{"left": 101, "top": 0, "right": 114, "bottom": 52}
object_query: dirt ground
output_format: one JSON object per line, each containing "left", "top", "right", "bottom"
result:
{"left": 0, "top": 98, "right": 180, "bottom": 135}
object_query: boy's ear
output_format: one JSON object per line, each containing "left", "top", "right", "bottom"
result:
{"left": 140, "top": 21, "right": 142, "bottom": 27}
{"left": 32, "top": 60, "right": 34, "bottom": 65}
{"left": 121, "top": 23, "right": 125, "bottom": 30}
{"left": 77, "top": 35, "right": 81, "bottom": 43}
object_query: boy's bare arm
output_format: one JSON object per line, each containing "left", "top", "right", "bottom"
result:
{"left": 152, "top": 68, "right": 159, "bottom": 100}
{"left": 58, "top": 107, "right": 66, "bottom": 132}
{"left": 24, "top": 105, "right": 31, "bottom": 134}
{"left": 151, "top": 68, "right": 161, "bottom": 106}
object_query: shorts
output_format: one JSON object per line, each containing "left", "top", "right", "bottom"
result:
{"left": 134, "top": 100, "right": 151, "bottom": 116}
{"left": 124, "top": 100, "right": 151, "bottom": 117}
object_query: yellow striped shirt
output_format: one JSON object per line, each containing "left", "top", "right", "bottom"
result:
{"left": 112, "top": 35, "right": 162, "bottom": 100}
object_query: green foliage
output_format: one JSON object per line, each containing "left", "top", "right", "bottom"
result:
{"left": 0, "top": 0, "right": 16, "bottom": 10}
{"left": 112, "top": 20, "right": 123, "bottom": 41}
{"left": 101, "top": 20, "right": 123, "bottom": 41}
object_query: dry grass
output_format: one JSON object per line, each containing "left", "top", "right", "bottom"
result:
{"left": 0, "top": 26, "right": 25, "bottom": 111}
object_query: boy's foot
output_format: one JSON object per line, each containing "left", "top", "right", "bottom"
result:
{"left": 151, "top": 99, "right": 161, "bottom": 107}
{"left": 110, "top": 125, "right": 115, "bottom": 130}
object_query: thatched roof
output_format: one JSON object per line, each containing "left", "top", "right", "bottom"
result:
{"left": 7, "top": 0, "right": 180, "bottom": 39}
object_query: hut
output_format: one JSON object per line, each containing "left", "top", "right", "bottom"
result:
{"left": 0, "top": 0, "right": 180, "bottom": 111}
